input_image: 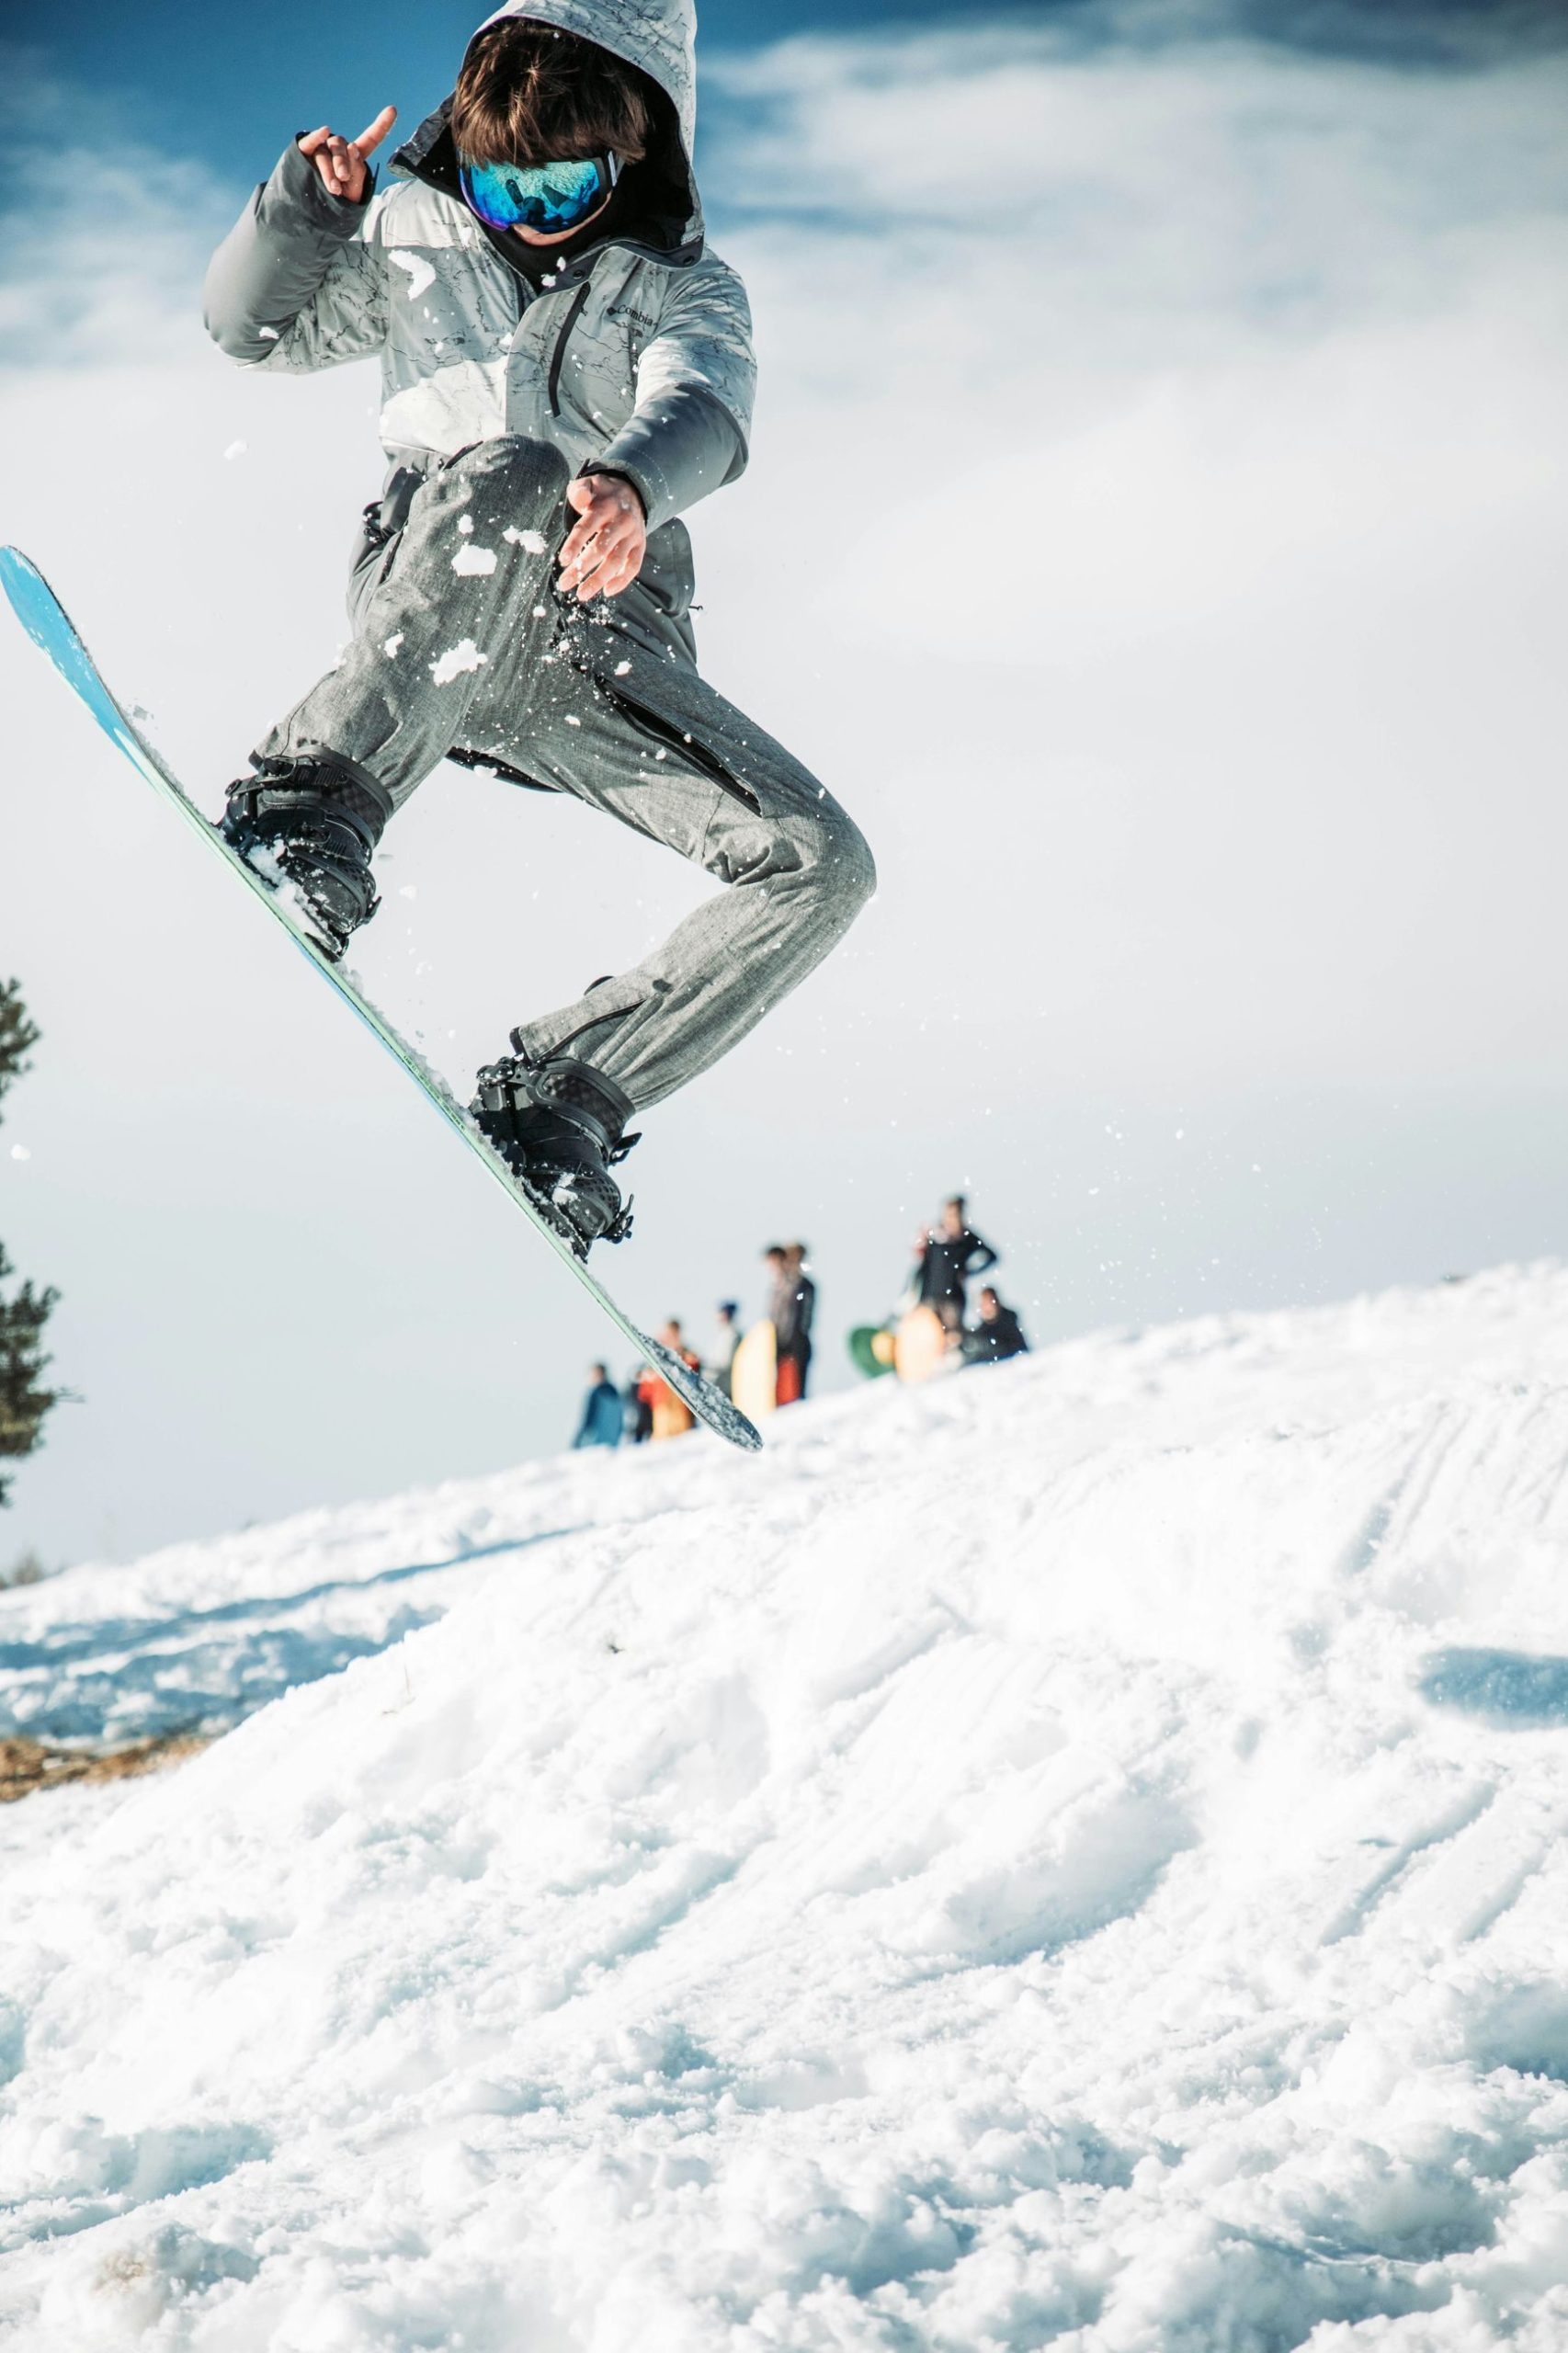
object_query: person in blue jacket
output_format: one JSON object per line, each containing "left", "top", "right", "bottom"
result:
{"left": 573, "top": 1361, "right": 623, "bottom": 1449}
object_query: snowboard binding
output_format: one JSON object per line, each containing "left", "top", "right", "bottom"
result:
{"left": 222, "top": 757, "right": 389, "bottom": 961}
{"left": 470, "top": 1051, "right": 639, "bottom": 1258}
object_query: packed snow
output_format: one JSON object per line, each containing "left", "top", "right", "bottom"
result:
{"left": 4, "top": 1266, "right": 1568, "bottom": 2349}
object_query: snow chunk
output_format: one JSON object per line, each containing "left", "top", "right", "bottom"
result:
{"left": 257, "top": 325, "right": 279, "bottom": 341}
{"left": 222, "top": 440, "right": 248, "bottom": 461}
{"left": 383, "top": 633, "right": 403, "bottom": 658}
{"left": 429, "top": 640, "right": 487, "bottom": 685}
{"left": 614, "top": 660, "right": 631, "bottom": 676}
{"left": 389, "top": 249, "right": 437, "bottom": 301}
{"left": 458, "top": 515, "right": 473, "bottom": 535}
{"left": 503, "top": 526, "right": 548, "bottom": 554}
{"left": 451, "top": 544, "right": 497, "bottom": 577}
{"left": 9, "top": 1144, "right": 29, "bottom": 1162}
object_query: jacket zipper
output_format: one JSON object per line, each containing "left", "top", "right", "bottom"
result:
{"left": 546, "top": 280, "right": 594, "bottom": 418}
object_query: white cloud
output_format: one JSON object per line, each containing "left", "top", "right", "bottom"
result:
{"left": 4, "top": 12, "right": 1568, "bottom": 1563}
{"left": 0, "top": 59, "right": 231, "bottom": 367}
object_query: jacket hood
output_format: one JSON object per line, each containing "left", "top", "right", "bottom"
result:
{"left": 392, "top": 0, "right": 703, "bottom": 252}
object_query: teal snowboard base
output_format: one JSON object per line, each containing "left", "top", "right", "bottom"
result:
{"left": 1, "top": 546, "right": 762, "bottom": 1453}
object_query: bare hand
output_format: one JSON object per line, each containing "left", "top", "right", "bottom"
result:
{"left": 558, "top": 473, "right": 647, "bottom": 602}
{"left": 299, "top": 108, "right": 397, "bottom": 205}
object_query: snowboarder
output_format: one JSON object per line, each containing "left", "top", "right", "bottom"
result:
{"left": 202, "top": 1, "right": 875, "bottom": 1257}
{"left": 913, "top": 1197, "right": 998, "bottom": 1334}
{"left": 960, "top": 1287, "right": 1029, "bottom": 1369}
{"left": 572, "top": 1359, "right": 623, "bottom": 1447}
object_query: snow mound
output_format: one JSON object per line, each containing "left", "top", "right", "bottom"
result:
{"left": 5, "top": 1267, "right": 1568, "bottom": 2350}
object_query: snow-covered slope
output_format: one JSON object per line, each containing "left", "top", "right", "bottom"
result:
{"left": 5, "top": 1268, "right": 1568, "bottom": 2351}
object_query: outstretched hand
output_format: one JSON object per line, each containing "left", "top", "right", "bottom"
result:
{"left": 299, "top": 108, "right": 397, "bottom": 205}
{"left": 558, "top": 473, "right": 648, "bottom": 602}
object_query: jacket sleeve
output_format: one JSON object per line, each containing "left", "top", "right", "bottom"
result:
{"left": 203, "top": 139, "right": 389, "bottom": 371}
{"left": 589, "top": 256, "right": 756, "bottom": 532}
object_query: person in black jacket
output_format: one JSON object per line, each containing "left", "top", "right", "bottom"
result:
{"left": 779, "top": 1243, "right": 816, "bottom": 1404}
{"left": 960, "top": 1287, "right": 1030, "bottom": 1368}
{"left": 764, "top": 1243, "right": 816, "bottom": 1404}
{"left": 914, "top": 1196, "right": 998, "bottom": 1333}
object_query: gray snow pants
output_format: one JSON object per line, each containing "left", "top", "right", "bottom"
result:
{"left": 254, "top": 436, "right": 875, "bottom": 1112}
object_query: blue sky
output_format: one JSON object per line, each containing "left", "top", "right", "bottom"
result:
{"left": 4, "top": 0, "right": 1560, "bottom": 206}
{"left": 4, "top": 0, "right": 1038, "bottom": 194}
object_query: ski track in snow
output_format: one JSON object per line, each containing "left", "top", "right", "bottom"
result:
{"left": 4, "top": 1266, "right": 1568, "bottom": 2349}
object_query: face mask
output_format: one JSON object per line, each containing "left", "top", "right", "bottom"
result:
{"left": 458, "top": 151, "right": 619, "bottom": 233}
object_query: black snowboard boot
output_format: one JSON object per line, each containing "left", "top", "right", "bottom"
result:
{"left": 470, "top": 1051, "right": 639, "bottom": 1256}
{"left": 222, "top": 757, "right": 389, "bottom": 961}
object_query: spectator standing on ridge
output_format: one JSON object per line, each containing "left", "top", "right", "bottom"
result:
{"left": 763, "top": 1243, "right": 813, "bottom": 1404}
{"left": 914, "top": 1196, "right": 998, "bottom": 1334}
{"left": 636, "top": 1319, "right": 701, "bottom": 1439}
{"left": 623, "top": 1370, "right": 653, "bottom": 1444}
{"left": 707, "top": 1301, "right": 742, "bottom": 1401}
{"left": 777, "top": 1243, "right": 816, "bottom": 1404}
{"left": 960, "top": 1287, "right": 1030, "bottom": 1369}
{"left": 573, "top": 1360, "right": 623, "bottom": 1447}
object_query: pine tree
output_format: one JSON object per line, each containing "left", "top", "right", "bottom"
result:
{"left": 0, "top": 979, "right": 61, "bottom": 1506}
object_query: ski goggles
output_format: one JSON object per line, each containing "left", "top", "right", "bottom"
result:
{"left": 458, "top": 150, "right": 620, "bottom": 233}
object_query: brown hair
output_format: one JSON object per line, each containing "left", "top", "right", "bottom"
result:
{"left": 452, "top": 21, "right": 652, "bottom": 166}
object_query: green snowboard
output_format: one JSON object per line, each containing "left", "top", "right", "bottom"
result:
{"left": 847, "top": 1324, "right": 897, "bottom": 1380}
{"left": 1, "top": 547, "right": 762, "bottom": 1453}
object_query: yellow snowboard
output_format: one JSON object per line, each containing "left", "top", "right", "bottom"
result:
{"left": 893, "top": 1304, "right": 949, "bottom": 1384}
{"left": 731, "top": 1318, "right": 778, "bottom": 1422}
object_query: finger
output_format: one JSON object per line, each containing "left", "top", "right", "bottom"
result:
{"left": 567, "top": 544, "right": 613, "bottom": 598}
{"left": 574, "top": 537, "right": 640, "bottom": 600}
{"left": 299, "top": 126, "right": 332, "bottom": 154}
{"left": 564, "top": 477, "right": 594, "bottom": 516}
{"left": 563, "top": 525, "right": 631, "bottom": 587}
{"left": 578, "top": 522, "right": 639, "bottom": 577}
{"left": 354, "top": 105, "right": 398, "bottom": 156}
{"left": 326, "top": 135, "right": 355, "bottom": 186}
{"left": 600, "top": 548, "right": 643, "bottom": 598}
{"left": 560, "top": 511, "right": 625, "bottom": 569}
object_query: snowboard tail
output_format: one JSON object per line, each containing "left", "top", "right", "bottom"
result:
{"left": 1, "top": 545, "right": 762, "bottom": 1454}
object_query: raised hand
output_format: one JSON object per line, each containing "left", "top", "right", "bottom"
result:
{"left": 299, "top": 108, "right": 398, "bottom": 205}
{"left": 558, "top": 473, "right": 648, "bottom": 602}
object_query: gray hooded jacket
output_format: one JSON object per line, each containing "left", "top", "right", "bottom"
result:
{"left": 203, "top": 0, "right": 755, "bottom": 665}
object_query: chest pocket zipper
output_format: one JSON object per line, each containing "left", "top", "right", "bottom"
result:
{"left": 546, "top": 280, "right": 594, "bottom": 417}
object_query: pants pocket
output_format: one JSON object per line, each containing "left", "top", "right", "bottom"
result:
{"left": 604, "top": 683, "right": 762, "bottom": 815}
{"left": 344, "top": 465, "right": 426, "bottom": 627}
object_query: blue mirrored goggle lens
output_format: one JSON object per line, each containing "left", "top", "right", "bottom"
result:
{"left": 459, "top": 154, "right": 611, "bottom": 233}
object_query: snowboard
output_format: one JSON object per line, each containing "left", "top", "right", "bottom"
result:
{"left": 847, "top": 1323, "right": 896, "bottom": 1380}
{"left": 0, "top": 547, "right": 763, "bottom": 1454}
{"left": 893, "top": 1304, "right": 950, "bottom": 1384}
{"left": 729, "top": 1318, "right": 777, "bottom": 1425}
